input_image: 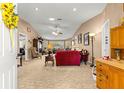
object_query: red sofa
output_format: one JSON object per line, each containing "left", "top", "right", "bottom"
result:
{"left": 55, "top": 51, "right": 80, "bottom": 66}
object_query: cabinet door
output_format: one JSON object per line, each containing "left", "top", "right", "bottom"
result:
{"left": 109, "top": 66, "right": 119, "bottom": 89}
{"left": 118, "top": 69, "right": 124, "bottom": 88}
{"left": 118, "top": 27, "right": 124, "bottom": 48}
{"left": 110, "top": 28, "right": 119, "bottom": 48}
{"left": 96, "top": 77, "right": 108, "bottom": 89}
{"left": 96, "top": 72, "right": 109, "bottom": 89}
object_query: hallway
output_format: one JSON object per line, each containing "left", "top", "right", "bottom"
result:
{"left": 18, "top": 57, "right": 96, "bottom": 89}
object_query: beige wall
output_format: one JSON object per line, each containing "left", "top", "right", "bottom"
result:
{"left": 65, "top": 39, "right": 72, "bottom": 49}
{"left": 104, "top": 3, "right": 124, "bottom": 28}
{"left": 71, "top": 4, "right": 124, "bottom": 61}
{"left": 72, "top": 13, "right": 104, "bottom": 60}
{"left": 18, "top": 19, "right": 39, "bottom": 48}
{"left": 43, "top": 40, "right": 64, "bottom": 49}
{"left": 43, "top": 40, "right": 72, "bottom": 49}
{"left": 17, "top": 18, "right": 39, "bottom": 59}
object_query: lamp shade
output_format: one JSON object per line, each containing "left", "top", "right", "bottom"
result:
{"left": 89, "top": 33, "right": 96, "bottom": 37}
{"left": 48, "top": 42, "right": 53, "bottom": 49}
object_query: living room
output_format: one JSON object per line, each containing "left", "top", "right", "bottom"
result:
{"left": 0, "top": 1, "right": 124, "bottom": 92}
{"left": 17, "top": 3, "right": 124, "bottom": 89}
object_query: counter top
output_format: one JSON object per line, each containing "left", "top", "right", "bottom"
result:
{"left": 95, "top": 58, "right": 124, "bottom": 70}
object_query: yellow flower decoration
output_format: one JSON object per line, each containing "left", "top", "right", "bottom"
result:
{"left": 0, "top": 3, "right": 19, "bottom": 48}
{"left": 0, "top": 3, "right": 19, "bottom": 30}
{"left": 1, "top": 3, "right": 14, "bottom": 14}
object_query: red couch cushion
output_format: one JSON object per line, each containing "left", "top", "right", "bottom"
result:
{"left": 55, "top": 50, "right": 80, "bottom": 66}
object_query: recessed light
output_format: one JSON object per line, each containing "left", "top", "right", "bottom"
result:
{"left": 35, "top": 7, "right": 38, "bottom": 11}
{"left": 49, "top": 18, "right": 55, "bottom": 21}
{"left": 73, "top": 8, "right": 77, "bottom": 11}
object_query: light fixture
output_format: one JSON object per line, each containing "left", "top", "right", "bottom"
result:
{"left": 52, "top": 32, "right": 58, "bottom": 36}
{"left": 73, "top": 8, "right": 77, "bottom": 11}
{"left": 49, "top": 18, "right": 55, "bottom": 21}
{"left": 89, "top": 33, "right": 96, "bottom": 37}
{"left": 35, "top": 7, "right": 38, "bottom": 11}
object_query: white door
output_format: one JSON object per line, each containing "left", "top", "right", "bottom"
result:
{"left": 0, "top": 7, "right": 17, "bottom": 89}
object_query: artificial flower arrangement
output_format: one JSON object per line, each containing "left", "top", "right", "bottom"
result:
{"left": 0, "top": 3, "right": 19, "bottom": 48}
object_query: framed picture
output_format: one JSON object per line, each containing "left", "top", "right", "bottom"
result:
{"left": 84, "top": 32, "right": 89, "bottom": 46}
{"left": 78, "top": 33, "right": 82, "bottom": 44}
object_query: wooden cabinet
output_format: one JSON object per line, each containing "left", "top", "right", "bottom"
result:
{"left": 118, "top": 27, "right": 124, "bottom": 48}
{"left": 96, "top": 61, "right": 109, "bottom": 89}
{"left": 118, "top": 70, "right": 124, "bottom": 88}
{"left": 33, "top": 38, "right": 38, "bottom": 50}
{"left": 111, "top": 28, "right": 119, "bottom": 48}
{"left": 109, "top": 66, "right": 120, "bottom": 88}
{"left": 111, "top": 26, "right": 124, "bottom": 49}
{"left": 109, "top": 66, "right": 124, "bottom": 89}
{"left": 96, "top": 59, "right": 124, "bottom": 89}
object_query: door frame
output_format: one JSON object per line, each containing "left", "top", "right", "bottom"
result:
{"left": 18, "top": 32, "right": 28, "bottom": 61}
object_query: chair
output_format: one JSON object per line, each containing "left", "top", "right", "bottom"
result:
{"left": 80, "top": 49, "right": 89, "bottom": 65}
{"left": 45, "top": 51, "right": 54, "bottom": 66}
{"left": 30, "top": 47, "right": 40, "bottom": 59}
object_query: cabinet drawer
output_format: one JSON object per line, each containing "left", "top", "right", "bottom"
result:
{"left": 96, "top": 62, "right": 109, "bottom": 75}
{"left": 97, "top": 72, "right": 108, "bottom": 80}
{"left": 96, "top": 77, "right": 108, "bottom": 89}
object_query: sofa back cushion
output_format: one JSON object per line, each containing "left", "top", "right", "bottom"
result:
{"left": 55, "top": 50, "right": 80, "bottom": 66}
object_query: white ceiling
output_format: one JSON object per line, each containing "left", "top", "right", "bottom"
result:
{"left": 18, "top": 3, "right": 106, "bottom": 40}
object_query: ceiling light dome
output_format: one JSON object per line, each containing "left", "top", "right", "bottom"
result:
{"left": 49, "top": 18, "right": 55, "bottom": 21}
{"left": 35, "top": 7, "right": 38, "bottom": 11}
{"left": 73, "top": 8, "right": 77, "bottom": 11}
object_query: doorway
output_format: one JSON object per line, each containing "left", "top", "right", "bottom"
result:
{"left": 18, "top": 33, "right": 28, "bottom": 62}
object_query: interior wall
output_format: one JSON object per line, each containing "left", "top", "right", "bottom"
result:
{"left": 43, "top": 40, "right": 72, "bottom": 49}
{"left": 65, "top": 39, "right": 72, "bottom": 49}
{"left": 43, "top": 40, "right": 65, "bottom": 49}
{"left": 104, "top": 3, "right": 124, "bottom": 28}
{"left": 71, "top": 3, "right": 124, "bottom": 61}
{"left": 17, "top": 18, "right": 39, "bottom": 60}
{"left": 72, "top": 13, "right": 105, "bottom": 60}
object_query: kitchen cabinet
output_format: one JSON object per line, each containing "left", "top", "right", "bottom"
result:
{"left": 96, "top": 59, "right": 124, "bottom": 89}
{"left": 110, "top": 28, "right": 119, "bottom": 48}
{"left": 118, "top": 27, "right": 124, "bottom": 48}
{"left": 111, "top": 26, "right": 124, "bottom": 49}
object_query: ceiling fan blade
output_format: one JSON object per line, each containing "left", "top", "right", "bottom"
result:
{"left": 59, "top": 32, "right": 63, "bottom": 34}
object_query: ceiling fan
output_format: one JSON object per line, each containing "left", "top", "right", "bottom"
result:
{"left": 52, "top": 26, "right": 63, "bottom": 36}
{"left": 52, "top": 19, "right": 63, "bottom": 36}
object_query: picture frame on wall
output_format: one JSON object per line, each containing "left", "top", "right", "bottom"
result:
{"left": 78, "top": 33, "right": 82, "bottom": 44}
{"left": 84, "top": 32, "right": 89, "bottom": 46}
